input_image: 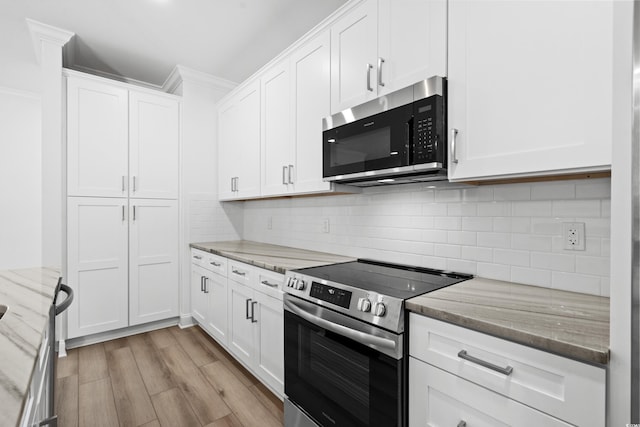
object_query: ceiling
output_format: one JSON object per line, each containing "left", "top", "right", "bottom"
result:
{"left": 0, "top": 0, "right": 346, "bottom": 92}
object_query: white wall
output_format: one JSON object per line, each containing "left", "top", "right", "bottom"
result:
{"left": 243, "top": 178, "right": 611, "bottom": 296}
{"left": 0, "top": 88, "right": 42, "bottom": 269}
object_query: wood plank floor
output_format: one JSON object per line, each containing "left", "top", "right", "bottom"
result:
{"left": 55, "top": 326, "right": 284, "bottom": 427}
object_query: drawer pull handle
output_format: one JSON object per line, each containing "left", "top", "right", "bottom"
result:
{"left": 232, "top": 269, "right": 246, "bottom": 276}
{"left": 457, "top": 350, "right": 513, "bottom": 376}
{"left": 260, "top": 280, "right": 279, "bottom": 288}
{"left": 193, "top": 255, "right": 202, "bottom": 260}
{"left": 210, "top": 261, "right": 221, "bottom": 267}
{"left": 457, "top": 422, "right": 467, "bottom": 427}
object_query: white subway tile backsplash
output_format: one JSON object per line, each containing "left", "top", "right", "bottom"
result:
{"left": 239, "top": 178, "right": 611, "bottom": 296}
{"left": 552, "top": 200, "right": 601, "bottom": 217}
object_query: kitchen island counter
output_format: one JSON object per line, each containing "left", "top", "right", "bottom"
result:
{"left": 0, "top": 267, "right": 60, "bottom": 427}
{"left": 406, "top": 277, "right": 609, "bottom": 365}
{"left": 190, "top": 240, "right": 355, "bottom": 274}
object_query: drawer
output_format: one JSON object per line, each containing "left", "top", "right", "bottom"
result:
{"left": 409, "top": 314, "right": 605, "bottom": 427}
{"left": 228, "top": 260, "right": 254, "bottom": 286}
{"left": 409, "top": 357, "right": 571, "bottom": 427}
{"left": 256, "top": 270, "right": 284, "bottom": 301}
{"left": 202, "top": 253, "right": 227, "bottom": 276}
{"left": 190, "top": 249, "right": 208, "bottom": 267}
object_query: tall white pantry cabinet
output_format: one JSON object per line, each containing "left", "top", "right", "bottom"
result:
{"left": 66, "top": 72, "right": 180, "bottom": 339}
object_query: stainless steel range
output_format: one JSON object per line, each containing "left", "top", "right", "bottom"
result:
{"left": 282, "top": 259, "right": 471, "bottom": 427}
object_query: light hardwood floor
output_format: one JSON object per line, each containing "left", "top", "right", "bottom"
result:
{"left": 55, "top": 326, "right": 284, "bottom": 427}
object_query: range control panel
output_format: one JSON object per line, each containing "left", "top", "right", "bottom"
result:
{"left": 309, "top": 282, "right": 352, "bottom": 309}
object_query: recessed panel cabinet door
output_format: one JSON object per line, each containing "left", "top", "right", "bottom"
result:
{"left": 129, "top": 92, "right": 180, "bottom": 199}
{"left": 291, "top": 31, "right": 332, "bottom": 194}
{"left": 67, "top": 78, "right": 128, "bottom": 197}
{"left": 129, "top": 199, "right": 179, "bottom": 325}
{"left": 377, "top": 0, "right": 447, "bottom": 94}
{"left": 206, "top": 271, "right": 228, "bottom": 346}
{"left": 217, "top": 100, "right": 237, "bottom": 200}
{"left": 447, "top": 0, "right": 614, "bottom": 181}
{"left": 330, "top": 0, "right": 378, "bottom": 113}
{"left": 67, "top": 197, "right": 128, "bottom": 338}
{"left": 253, "top": 290, "right": 284, "bottom": 396}
{"left": 191, "top": 265, "right": 207, "bottom": 325}
{"left": 227, "top": 280, "right": 255, "bottom": 367}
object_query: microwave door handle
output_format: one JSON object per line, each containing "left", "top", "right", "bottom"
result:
{"left": 284, "top": 297, "right": 400, "bottom": 358}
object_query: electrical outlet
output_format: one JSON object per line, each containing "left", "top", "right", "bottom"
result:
{"left": 267, "top": 217, "right": 272, "bottom": 230}
{"left": 563, "top": 222, "right": 585, "bottom": 251}
{"left": 322, "top": 218, "right": 330, "bottom": 233}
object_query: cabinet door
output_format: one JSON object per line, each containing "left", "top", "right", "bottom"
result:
{"left": 67, "top": 197, "right": 128, "bottom": 338}
{"left": 227, "top": 280, "right": 255, "bottom": 366}
{"left": 261, "top": 60, "right": 293, "bottom": 197}
{"left": 447, "top": 0, "right": 614, "bottom": 181}
{"left": 330, "top": 0, "right": 378, "bottom": 113}
{"left": 205, "top": 271, "right": 228, "bottom": 346}
{"left": 409, "top": 358, "right": 572, "bottom": 427}
{"left": 129, "top": 91, "right": 180, "bottom": 199}
{"left": 291, "top": 31, "right": 332, "bottom": 195}
{"left": 191, "top": 265, "right": 207, "bottom": 325}
{"left": 129, "top": 199, "right": 179, "bottom": 325}
{"left": 67, "top": 77, "right": 128, "bottom": 197}
{"left": 217, "top": 99, "right": 238, "bottom": 200}
{"left": 253, "top": 290, "right": 284, "bottom": 397}
{"left": 377, "top": 0, "right": 447, "bottom": 94}
{"left": 235, "top": 82, "right": 262, "bottom": 199}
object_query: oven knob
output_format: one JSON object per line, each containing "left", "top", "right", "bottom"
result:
{"left": 287, "top": 278, "right": 295, "bottom": 288}
{"left": 357, "top": 298, "right": 372, "bottom": 312}
{"left": 295, "top": 280, "right": 306, "bottom": 291}
{"left": 374, "top": 302, "right": 386, "bottom": 317}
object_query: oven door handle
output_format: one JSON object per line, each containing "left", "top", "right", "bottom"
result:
{"left": 284, "top": 296, "right": 402, "bottom": 359}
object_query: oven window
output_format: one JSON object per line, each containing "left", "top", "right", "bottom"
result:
{"left": 285, "top": 310, "right": 402, "bottom": 427}
{"left": 330, "top": 127, "right": 392, "bottom": 168}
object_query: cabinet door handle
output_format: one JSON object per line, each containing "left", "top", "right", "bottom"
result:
{"left": 122, "top": 205, "right": 125, "bottom": 221}
{"left": 366, "top": 63, "right": 374, "bottom": 92}
{"left": 288, "top": 164, "right": 294, "bottom": 184}
{"left": 133, "top": 205, "right": 136, "bottom": 221}
{"left": 451, "top": 128, "right": 459, "bottom": 164}
{"left": 133, "top": 176, "right": 137, "bottom": 192}
{"left": 377, "top": 57, "right": 385, "bottom": 87}
{"left": 260, "top": 280, "right": 279, "bottom": 288}
{"left": 282, "top": 166, "right": 288, "bottom": 185}
{"left": 245, "top": 298, "right": 252, "bottom": 320}
{"left": 251, "top": 301, "right": 258, "bottom": 323}
{"left": 203, "top": 277, "right": 209, "bottom": 293}
{"left": 200, "top": 276, "right": 204, "bottom": 292}
{"left": 232, "top": 269, "right": 246, "bottom": 277}
{"left": 457, "top": 350, "right": 513, "bottom": 376}
{"left": 457, "top": 422, "right": 467, "bottom": 427}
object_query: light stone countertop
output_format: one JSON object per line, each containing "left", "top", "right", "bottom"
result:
{"left": 190, "top": 240, "right": 355, "bottom": 274}
{"left": 0, "top": 267, "right": 60, "bottom": 427}
{"left": 406, "top": 277, "right": 610, "bottom": 365}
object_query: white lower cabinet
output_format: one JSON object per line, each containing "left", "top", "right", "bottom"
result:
{"left": 409, "top": 314, "right": 605, "bottom": 427}
{"left": 190, "top": 251, "right": 284, "bottom": 398}
{"left": 67, "top": 197, "right": 179, "bottom": 339}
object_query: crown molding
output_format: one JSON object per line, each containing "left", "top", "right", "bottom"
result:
{"left": 163, "top": 65, "right": 237, "bottom": 94}
{"left": 26, "top": 19, "right": 75, "bottom": 64}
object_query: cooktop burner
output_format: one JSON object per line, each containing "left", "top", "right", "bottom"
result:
{"left": 296, "top": 259, "right": 471, "bottom": 300}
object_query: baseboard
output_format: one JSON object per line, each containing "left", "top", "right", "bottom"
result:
{"left": 66, "top": 317, "right": 180, "bottom": 349}
{"left": 179, "top": 314, "right": 196, "bottom": 329}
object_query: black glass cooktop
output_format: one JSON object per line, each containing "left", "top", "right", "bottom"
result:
{"left": 293, "top": 259, "right": 472, "bottom": 300}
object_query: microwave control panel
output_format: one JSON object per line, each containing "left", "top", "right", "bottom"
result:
{"left": 413, "top": 95, "right": 445, "bottom": 164}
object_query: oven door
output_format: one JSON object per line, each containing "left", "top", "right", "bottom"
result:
{"left": 283, "top": 295, "right": 404, "bottom": 427}
{"left": 323, "top": 103, "right": 414, "bottom": 180}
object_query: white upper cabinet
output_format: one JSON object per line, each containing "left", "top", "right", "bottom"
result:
{"left": 291, "top": 31, "right": 332, "bottom": 195}
{"left": 129, "top": 92, "right": 180, "bottom": 199}
{"left": 67, "top": 74, "right": 180, "bottom": 198}
{"left": 67, "top": 78, "right": 128, "bottom": 197}
{"left": 447, "top": 0, "right": 614, "bottom": 181}
{"left": 377, "top": 0, "right": 447, "bottom": 94}
{"left": 330, "top": 0, "right": 447, "bottom": 113}
{"left": 261, "top": 60, "right": 292, "bottom": 197}
{"left": 218, "top": 80, "right": 261, "bottom": 201}
{"left": 330, "top": 0, "right": 378, "bottom": 113}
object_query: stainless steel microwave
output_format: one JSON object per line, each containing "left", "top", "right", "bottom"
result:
{"left": 322, "top": 76, "right": 447, "bottom": 186}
